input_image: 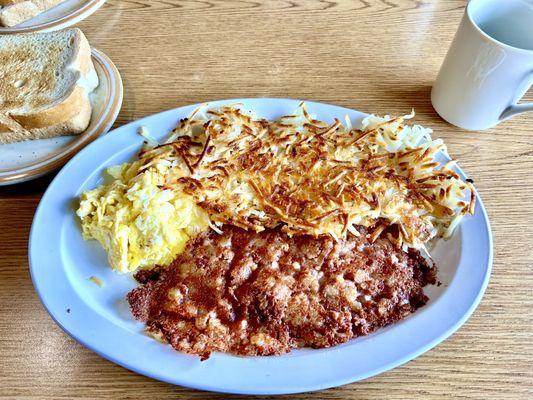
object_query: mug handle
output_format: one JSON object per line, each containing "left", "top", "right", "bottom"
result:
{"left": 500, "top": 75, "right": 533, "bottom": 121}
{"left": 500, "top": 102, "right": 533, "bottom": 120}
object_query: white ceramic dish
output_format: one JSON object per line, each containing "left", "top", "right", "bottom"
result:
{"left": 0, "top": 0, "right": 106, "bottom": 34}
{"left": 0, "top": 48, "right": 123, "bottom": 186}
{"left": 29, "top": 99, "right": 493, "bottom": 395}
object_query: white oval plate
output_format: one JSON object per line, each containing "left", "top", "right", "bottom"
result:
{"left": 0, "top": 48, "right": 123, "bottom": 186}
{"left": 29, "top": 99, "right": 493, "bottom": 395}
{"left": 0, "top": 0, "right": 106, "bottom": 33}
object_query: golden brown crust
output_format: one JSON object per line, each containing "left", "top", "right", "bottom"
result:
{"left": 134, "top": 105, "right": 475, "bottom": 249}
{"left": 11, "top": 85, "right": 88, "bottom": 129}
{"left": 0, "top": 96, "right": 92, "bottom": 144}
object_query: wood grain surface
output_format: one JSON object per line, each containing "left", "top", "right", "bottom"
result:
{"left": 1, "top": 0, "right": 532, "bottom": 399}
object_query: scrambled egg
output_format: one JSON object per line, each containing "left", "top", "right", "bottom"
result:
{"left": 77, "top": 160, "right": 209, "bottom": 273}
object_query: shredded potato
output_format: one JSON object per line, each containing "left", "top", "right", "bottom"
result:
{"left": 131, "top": 104, "right": 475, "bottom": 250}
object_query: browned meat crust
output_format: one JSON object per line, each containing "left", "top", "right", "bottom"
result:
{"left": 128, "top": 226, "right": 436, "bottom": 359}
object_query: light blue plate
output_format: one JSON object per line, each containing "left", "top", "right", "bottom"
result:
{"left": 29, "top": 99, "right": 493, "bottom": 395}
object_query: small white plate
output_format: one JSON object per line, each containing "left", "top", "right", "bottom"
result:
{"left": 29, "top": 99, "right": 493, "bottom": 395}
{"left": 0, "top": 0, "right": 106, "bottom": 33}
{"left": 0, "top": 48, "right": 123, "bottom": 186}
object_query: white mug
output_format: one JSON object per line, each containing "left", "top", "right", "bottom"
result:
{"left": 431, "top": 0, "right": 533, "bottom": 130}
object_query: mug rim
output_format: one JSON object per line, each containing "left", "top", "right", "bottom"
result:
{"left": 466, "top": 0, "right": 533, "bottom": 54}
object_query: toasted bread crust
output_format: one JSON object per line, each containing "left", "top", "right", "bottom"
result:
{"left": 11, "top": 85, "right": 89, "bottom": 129}
{"left": 0, "top": 98, "right": 92, "bottom": 144}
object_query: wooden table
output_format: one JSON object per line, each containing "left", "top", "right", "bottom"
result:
{"left": 1, "top": 1, "right": 532, "bottom": 398}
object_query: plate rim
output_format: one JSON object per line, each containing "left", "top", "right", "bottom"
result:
{"left": 0, "top": 0, "right": 106, "bottom": 34}
{"left": 29, "top": 98, "right": 494, "bottom": 395}
{"left": 0, "top": 47, "right": 123, "bottom": 186}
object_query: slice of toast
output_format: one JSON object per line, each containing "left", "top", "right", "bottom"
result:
{"left": 0, "top": 28, "right": 99, "bottom": 144}
{"left": 0, "top": 0, "right": 67, "bottom": 27}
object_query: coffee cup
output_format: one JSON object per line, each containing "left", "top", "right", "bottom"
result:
{"left": 431, "top": 0, "right": 533, "bottom": 130}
